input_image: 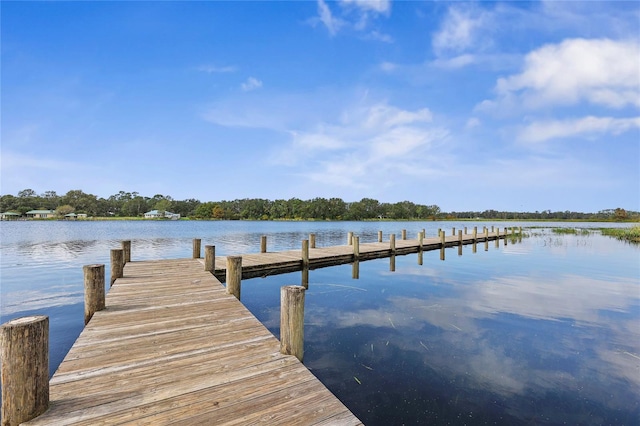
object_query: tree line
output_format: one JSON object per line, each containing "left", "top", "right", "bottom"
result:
{"left": 0, "top": 189, "right": 636, "bottom": 221}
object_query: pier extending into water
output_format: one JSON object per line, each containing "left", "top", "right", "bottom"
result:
{"left": 1, "top": 227, "right": 518, "bottom": 425}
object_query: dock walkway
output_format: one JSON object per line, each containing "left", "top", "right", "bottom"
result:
{"left": 25, "top": 259, "right": 362, "bottom": 425}
{"left": 22, "top": 228, "right": 515, "bottom": 425}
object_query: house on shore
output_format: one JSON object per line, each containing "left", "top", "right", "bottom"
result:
{"left": 1, "top": 212, "right": 21, "bottom": 220}
{"left": 144, "top": 210, "right": 181, "bottom": 220}
{"left": 26, "top": 209, "right": 55, "bottom": 219}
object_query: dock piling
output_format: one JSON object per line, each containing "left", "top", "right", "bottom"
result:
{"left": 110, "top": 249, "right": 124, "bottom": 287}
{"left": 390, "top": 234, "right": 396, "bottom": 254}
{"left": 226, "top": 256, "right": 242, "bottom": 300}
{"left": 261, "top": 236, "right": 267, "bottom": 253}
{"left": 192, "top": 238, "right": 201, "bottom": 259}
{"left": 83, "top": 264, "right": 105, "bottom": 325}
{"left": 1, "top": 315, "right": 49, "bottom": 426}
{"left": 353, "top": 236, "right": 360, "bottom": 260}
{"left": 309, "top": 233, "right": 316, "bottom": 249}
{"left": 402, "top": 229, "right": 407, "bottom": 240}
{"left": 280, "top": 285, "right": 306, "bottom": 362}
{"left": 347, "top": 231, "right": 353, "bottom": 245}
{"left": 122, "top": 240, "right": 131, "bottom": 263}
{"left": 302, "top": 240, "right": 309, "bottom": 268}
{"left": 377, "top": 230, "right": 383, "bottom": 243}
{"left": 204, "top": 245, "right": 215, "bottom": 272}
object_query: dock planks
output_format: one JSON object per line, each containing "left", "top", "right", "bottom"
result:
{"left": 25, "top": 259, "right": 362, "bottom": 425}
{"left": 25, "top": 229, "right": 514, "bottom": 425}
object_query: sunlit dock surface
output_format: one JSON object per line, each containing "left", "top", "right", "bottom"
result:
{"left": 23, "top": 229, "right": 514, "bottom": 425}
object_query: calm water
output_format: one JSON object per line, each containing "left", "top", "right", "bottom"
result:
{"left": 1, "top": 221, "right": 638, "bottom": 425}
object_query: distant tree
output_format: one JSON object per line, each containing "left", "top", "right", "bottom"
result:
{"left": 18, "top": 189, "right": 37, "bottom": 198}
{"left": 55, "top": 205, "right": 75, "bottom": 216}
{"left": 614, "top": 208, "right": 628, "bottom": 221}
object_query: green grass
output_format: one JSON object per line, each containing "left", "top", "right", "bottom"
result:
{"left": 551, "top": 227, "right": 591, "bottom": 235}
{"left": 599, "top": 226, "right": 640, "bottom": 243}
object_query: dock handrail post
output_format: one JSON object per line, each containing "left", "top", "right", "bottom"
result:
{"left": 122, "top": 240, "right": 131, "bottom": 263}
{"left": 353, "top": 236, "right": 360, "bottom": 260}
{"left": 192, "top": 238, "right": 201, "bottom": 259}
{"left": 83, "top": 264, "right": 105, "bottom": 325}
{"left": 226, "top": 256, "right": 242, "bottom": 300}
{"left": 302, "top": 240, "right": 309, "bottom": 268}
{"left": 204, "top": 245, "right": 215, "bottom": 272}
{"left": 261, "top": 236, "right": 267, "bottom": 253}
{"left": 378, "top": 230, "right": 383, "bottom": 243}
{"left": 280, "top": 285, "right": 306, "bottom": 362}
{"left": 110, "top": 249, "right": 124, "bottom": 287}
{"left": 1, "top": 315, "right": 49, "bottom": 425}
{"left": 347, "top": 231, "right": 353, "bottom": 245}
{"left": 390, "top": 234, "right": 396, "bottom": 254}
{"left": 309, "top": 233, "right": 316, "bottom": 249}
{"left": 402, "top": 229, "right": 407, "bottom": 240}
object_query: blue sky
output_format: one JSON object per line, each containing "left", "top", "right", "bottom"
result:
{"left": 2, "top": 1, "right": 639, "bottom": 212}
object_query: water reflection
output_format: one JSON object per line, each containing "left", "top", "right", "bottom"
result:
{"left": 241, "top": 231, "right": 639, "bottom": 425}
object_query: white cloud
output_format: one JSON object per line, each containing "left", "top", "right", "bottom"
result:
{"left": 317, "top": 0, "right": 342, "bottom": 36}
{"left": 196, "top": 64, "right": 236, "bottom": 73}
{"left": 518, "top": 116, "right": 640, "bottom": 143}
{"left": 431, "top": 54, "right": 475, "bottom": 69}
{"left": 241, "top": 77, "right": 263, "bottom": 92}
{"left": 432, "top": 6, "right": 490, "bottom": 55}
{"left": 491, "top": 38, "right": 640, "bottom": 110}
{"left": 315, "top": 0, "right": 390, "bottom": 37}
{"left": 340, "top": 0, "right": 391, "bottom": 14}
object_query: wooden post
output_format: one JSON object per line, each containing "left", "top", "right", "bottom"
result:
{"left": 83, "top": 264, "right": 105, "bottom": 325}
{"left": 302, "top": 239, "right": 309, "bottom": 268}
{"left": 280, "top": 285, "right": 306, "bottom": 362}
{"left": 473, "top": 226, "right": 478, "bottom": 242}
{"left": 1, "top": 316, "right": 49, "bottom": 425}
{"left": 401, "top": 229, "right": 407, "bottom": 240}
{"left": 226, "top": 256, "right": 242, "bottom": 300}
{"left": 353, "top": 236, "right": 360, "bottom": 260}
{"left": 192, "top": 238, "right": 201, "bottom": 259}
{"left": 504, "top": 228, "right": 508, "bottom": 246}
{"left": 301, "top": 267, "right": 309, "bottom": 289}
{"left": 418, "top": 231, "right": 424, "bottom": 248}
{"left": 121, "top": 240, "right": 131, "bottom": 263}
{"left": 204, "top": 245, "right": 215, "bottom": 272}
{"left": 464, "top": 226, "right": 468, "bottom": 235}
{"left": 458, "top": 230, "right": 463, "bottom": 245}
{"left": 440, "top": 230, "right": 446, "bottom": 246}
{"left": 110, "top": 249, "right": 124, "bottom": 287}
{"left": 261, "top": 236, "right": 267, "bottom": 253}
{"left": 491, "top": 225, "right": 495, "bottom": 232}
{"left": 485, "top": 227, "right": 489, "bottom": 239}
{"left": 390, "top": 234, "right": 396, "bottom": 254}
{"left": 438, "top": 228, "right": 442, "bottom": 238}
{"left": 347, "top": 231, "right": 353, "bottom": 246}
{"left": 452, "top": 227, "right": 456, "bottom": 236}
{"left": 309, "top": 233, "right": 316, "bottom": 249}
{"left": 377, "top": 230, "right": 383, "bottom": 243}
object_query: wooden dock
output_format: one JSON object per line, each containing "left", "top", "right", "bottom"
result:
{"left": 23, "top": 258, "right": 362, "bottom": 425}
{"left": 10, "top": 228, "right": 516, "bottom": 425}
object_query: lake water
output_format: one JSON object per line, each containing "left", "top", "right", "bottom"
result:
{"left": 1, "top": 220, "right": 638, "bottom": 425}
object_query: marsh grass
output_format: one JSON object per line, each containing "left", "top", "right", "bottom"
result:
{"left": 600, "top": 226, "right": 640, "bottom": 243}
{"left": 551, "top": 227, "right": 591, "bottom": 235}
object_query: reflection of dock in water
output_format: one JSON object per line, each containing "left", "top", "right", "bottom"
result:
{"left": 5, "top": 226, "right": 520, "bottom": 425}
